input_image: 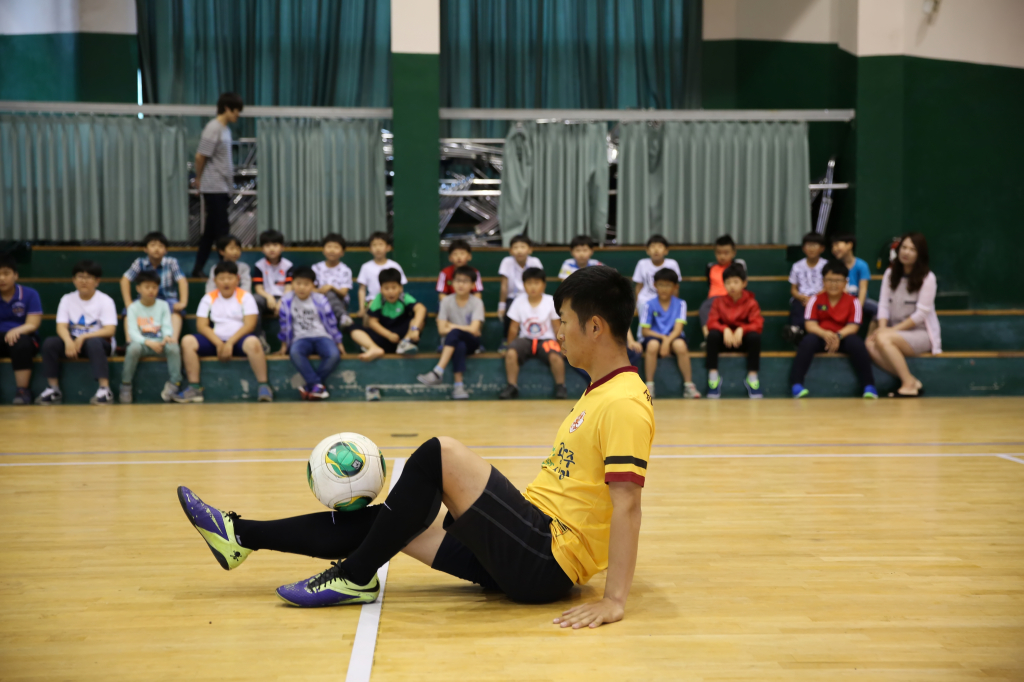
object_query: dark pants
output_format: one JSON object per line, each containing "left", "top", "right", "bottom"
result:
{"left": 444, "top": 329, "right": 480, "bottom": 374}
{"left": 789, "top": 298, "right": 807, "bottom": 328}
{"left": 501, "top": 297, "right": 515, "bottom": 341}
{"left": 0, "top": 334, "right": 38, "bottom": 371}
{"left": 705, "top": 330, "right": 761, "bottom": 372}
{"left": 193, "top": 193, "right": 231, "bottom": 277}
{"left": 790, "top": 333, "right": 875, "bottom": 389}
{"left": 41, "top": 336, "right": 111, "bottom": 381}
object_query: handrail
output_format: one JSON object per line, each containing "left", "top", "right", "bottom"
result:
{"left": 440, "top": 108, "right": 855, "bottom": 122}
{"left": 0, "top": 101, "right": 392, "bottom": 119}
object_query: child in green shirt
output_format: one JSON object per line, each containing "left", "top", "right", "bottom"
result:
{"left": 121, "top": 271, "right": 182, "bottom": 403}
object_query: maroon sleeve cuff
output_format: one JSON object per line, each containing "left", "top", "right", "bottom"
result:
{"left": 605, "top": 472, "right": 646, "bottom": 487}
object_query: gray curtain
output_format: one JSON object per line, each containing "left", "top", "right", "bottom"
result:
{"left": 616, "top": 121, "right": 811, "bottom": 245}
{"left": 499, "top": 122, "right": 609, "bottom": 246}
{"left": 258, "top": 118, "right": 386, "bottom": 243}
{"left": 0, "top": 114, "right": 189, "bottom": 242}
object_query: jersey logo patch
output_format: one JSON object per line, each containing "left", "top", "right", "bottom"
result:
{"left": 569, "top": 410, "right": 586, "bottom": 433}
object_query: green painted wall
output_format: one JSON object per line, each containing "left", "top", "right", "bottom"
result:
{"left": 0, "top": 32, "right": 138, "bottom": 102}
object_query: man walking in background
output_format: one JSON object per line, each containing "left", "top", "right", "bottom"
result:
{"left": 191, "top": 93, "right": 244, "bottom": 278}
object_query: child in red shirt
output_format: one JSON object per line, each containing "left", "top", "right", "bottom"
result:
{"left": 706, "top": 264, "right": 763, "bottom": 398}
{"left": 436, "top": 239, "right": 483, "bottom": 302}
{"left": 790, "top": 261, "right": 877, "bottom": 398}
{"left": 700, "top": 235, "right": 747, "bottom": 342}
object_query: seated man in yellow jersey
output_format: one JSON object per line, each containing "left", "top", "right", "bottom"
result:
{"left": 176, "top": 266, "right": 654, "bottom": 628}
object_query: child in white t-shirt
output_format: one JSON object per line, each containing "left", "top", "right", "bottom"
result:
{"left": 176, "top": 261, "right": 272, "bottom": 403}
{"left": 557, "top": 235, "right": 601, "bottom": 280}
{"left": 632, "top": 234, "right": 682, "bottom": 313}
{"left": 497, "top": 235, "right": 544, "bottom": 347}
{"left": 786, "top": 232, "right": 827, "bottom": 343}
{"left": 355, "top": 231, "right": 407, "bottom": 317}
{"left": 498, "top": 267, "right": 566, "bottom": 400}
{"left": 37, "top": 260, "right": 118, "bottom": 405}
{"left": 312, "top": 233, "right": 354, "bottom": 328}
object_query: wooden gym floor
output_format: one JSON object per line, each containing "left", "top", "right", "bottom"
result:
{"left": 1, "top": 398, "right": 1023, "bottom": 681}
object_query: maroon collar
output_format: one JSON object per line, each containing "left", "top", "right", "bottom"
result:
{"left": 585, "top": 366, "right": 639, "bottom": 395}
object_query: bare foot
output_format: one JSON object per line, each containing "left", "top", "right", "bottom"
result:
{"left": 359, "top": 347, "right": 384, "bottom": 362}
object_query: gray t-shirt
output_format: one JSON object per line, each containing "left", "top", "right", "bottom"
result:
{"left": 291, "top": 295, "right": 329, "bottom": 341}
{"left": 197, "top": 118, "right": 233, "bottom": 193}
{"left": 438, "top": 295, "right": 485, "bottom": 327}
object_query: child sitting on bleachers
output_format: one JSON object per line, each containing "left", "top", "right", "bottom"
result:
{"left": 639, "top": 268, "right": 699, "bottom": 399}
{"left": 417, "top": 266, "right": 485, "bottom": 400}
{"left": 356, "top": 232, "right": 407, "bottom": 319}
{"left": 120, "top": 270, "right": 181, "bottom": 404}
{"left": 790, "top": 261, "right": 877, "bottom": 399}
{"left": 436, "top": 239, "right": 483, "bottom": 302}
{"left": 37, "top": 260, "right": 118, "bottom": 405}
{"left": 0, "top": 256, "right": 43, "bottom": 405}
{"left": 786, "top": 232, "right": 827, "bottom": 343}
{"left": 700, "top": 235, "right": 748, "bottom": 342}
{"left": 312, "top": 233, "right": 353, "bottom": 329}
{"left": 205, "top": 235, "right": 252, "bottom": 294}
{"left": 830, "top": 234, "right": 876, "bottom": 321}
{"left": 497, "top": 267, "right": 566, "bottom": 400}
{"left": 253, "top": 229, "right": 293, "bottom": 318}
{"left": 120, "top": 231, "right": 187, "bottom": 342}
{"left": 706, "top": 264, "right": 764, "bottom": 399}
{"left": 633, "top": 234, "right": 681, "bottom": 314}
{"left": 497, "top": 235, "right": 544, "bottom": 347}
{"left": 176, "top": 261, "right": 272, "bottom": 403}
{"left": 276, "top": 266, "right": 344, "bottom": 401}
{"left": 558, "top": 235, "right": 601, "bottom": 280}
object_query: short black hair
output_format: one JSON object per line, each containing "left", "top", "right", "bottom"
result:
{"left": 214, "top": 261, "right": 239, "bottom": 277}
{"left": 715, "top": 234, "right": 736, "bottom": 249}
{"left": 72, "top": 260, "right": 103, "bottom": 278}
{"left": 259, "top": 230, "right": 285, "bottom": 246}
{"left": 322, "top": 233, "right": 346, "bottom": 249}
{"left": 0, "top": 256, "right": 18, "bottom": 274}
{"left": 448, "top": 239, "right": 471, "bottom": 254}
{"left": 832, "top": 234, "right": 857, "bottom": 250}
{"left": 290, "top": 265, "right": 316, "bottom": 283}
{"left": 802, "top": 232, "right": 825, "bottom": 246}
{"left": 509, "top": 235, "right": 532, "bottom": 248}
{"left": 822, "top": 261, "right": 850, "bottom": 278}
{"left": 142, "top": 231, "right": 169, "bottom": 248}
{"left": 722, "top": 263, "right": 747, "bottom": 282}
{"left": 553, "top": 265, "right": 634, "bottom": 345}
{"left": 134, "top": 270, "right": 161, "bottom": 286}
{"left": 522, "top": 267, "right": 545, "bottom": 283}
{"left": 216, "top": 234, "right": 242, "bottom": 252}
{"left": 378, "top": 268, "right": 402, "bottom": 286}
{"left": 216, "top": 92, "right": 244, "bottom": 114}
{"left": 452, "top": 265, "right": 476, "bottom": 282}
{"left": 368, "top": 231, "right": 392, "bottom": 246}
{"left": 653, "top": 267, "right": 679, "bottom": 284}
{"left": 570, "top": 235, "right": 595, "bottom": 250}
{"left": 646, "top": 234, "right": 669, "bottom": 248}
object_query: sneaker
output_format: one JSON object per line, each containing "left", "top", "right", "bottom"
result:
{"left": 34, "top": 387, "right": 63, "bottom": 405}
{"left": 160, "top": 381, "right": 180, "bottom": 403}
{"left": 173, "top": 385, "right": 204, "bottom": 403}
{"left": 12, "top": 388, "right": 32, "bottom": 405}
{"left": 365, "top": 386, "right": 381, "bottom": 402}
{"left": 276, "top": 563, "right": 380, "bottom": 608}
{"left": 744, "top": 376, "right": 763, "bottom": 399}
{"left": 339, "top": 314, "right": 354, "bottom": 329}
{"left": 792, "top": 384, "right": 809, "bottom": 399}
{"left": 645, "top": 381, "right": 656, "bottom": 399}
{"left": 452, "top": 385, "right": 470, "bottom": 400}
{"left": 307, "top": 383, "right": 329, "bottom": 400}
{"left": 257, "top": 384, "right": 274, "bottom": 402}
{"left": 699, "top": 340, "right": 707, "bottom": 351}
{"left": 396, "top": 338, "right": 418, "bottom": 355}
{"left": 497, "top": 341, "right": 509, "bottom": 353}
{"left": 782, "top": 325, "right": 798, "bottom": 345}
{"left": 863, "top": 385, "right": 879, "bottom": 399}
{"left": 119, "top": 383, "right": 133, "bottom": 404}
{"left": 706, "top": 376, "right": 721, "bottom": 400}
{"left": 417, "top": 370, "right": 443, "bottom": 386}
{"left": 499, "top": 384, "right": 519, "bottom": 400}
{"left": 554, "top": 384, "right": 568, "bottom": 400}
{"left": 258, "top": 333, "right": 272, "bottom": 354}
{"left": 90, "top": 387, "right": 114, "bottom": 405}
{"left": 176, "top": 486, "right": 251, "bottom": 571}
{"left": 683, "top": 382, "right": 702, "bottom": 399}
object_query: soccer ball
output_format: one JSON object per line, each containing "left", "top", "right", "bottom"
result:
{"left": 307, "top": 432, "right": 386, "bottom": 511}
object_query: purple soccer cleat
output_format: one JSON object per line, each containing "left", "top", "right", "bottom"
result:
{"left": 177, "top": 486, "right": 252, "bottom": 570}
{"left": 276, "top": 562, "right": 380, "bottom": 607}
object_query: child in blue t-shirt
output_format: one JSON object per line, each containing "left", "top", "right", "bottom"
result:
{"left": 831, "top": 234, "right": 877, "bottom": 320}
{"left": 638, "top": 268, "right": 700, "bottom": 399}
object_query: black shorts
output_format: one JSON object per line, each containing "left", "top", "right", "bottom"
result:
{"left": 509, "top": 337, "right": 561, "bottom": 365}
{"left": 432, "top": 466, "right": 574, "bottom": 604}
{"left": 365, "top": 329, "right": 399, "bottom": 354}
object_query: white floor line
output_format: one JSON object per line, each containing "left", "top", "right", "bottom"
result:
{"left": 345, "top": 457, "right": 406, "bottom": 682}
{"left": 998, "top": 454, "right": 1024, "bottom": 465}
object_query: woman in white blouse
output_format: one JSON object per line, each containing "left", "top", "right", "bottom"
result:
{"left": 867, "top": 233, "right": 941, "bottom": 397}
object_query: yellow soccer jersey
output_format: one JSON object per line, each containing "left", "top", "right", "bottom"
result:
{"left": 522, "top": 366, "right": 655, "bottom": 584}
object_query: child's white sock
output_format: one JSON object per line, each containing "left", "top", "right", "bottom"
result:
{"left": 453, "top": 381, "right": 464, "bottom": 388}
{"left": 709, "top": 370, "right": 720, "bottom": 382}
{"left": 432, "top": 365, "right": 444, "bottom": 375}
{"left": 747, "top": 372, "right": 758, "bottom": 381}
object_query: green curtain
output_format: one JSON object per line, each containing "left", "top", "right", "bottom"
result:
{"left": 0, "top": 114, "right": 189, "bottom": 242}
{"left": 498, "top": 122, "right": 608, "bottom": 246}
{"left": 441, "top": 0, "right": 702, "bottom": 137}
{"left": 136, "top": 0, "right": 390, "bottom": 107}
{"left": 616, "top": 121, "right": 811, "bottom": 245}
{"left": 258, "top": 119, "right": 386, "bottom": 243}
